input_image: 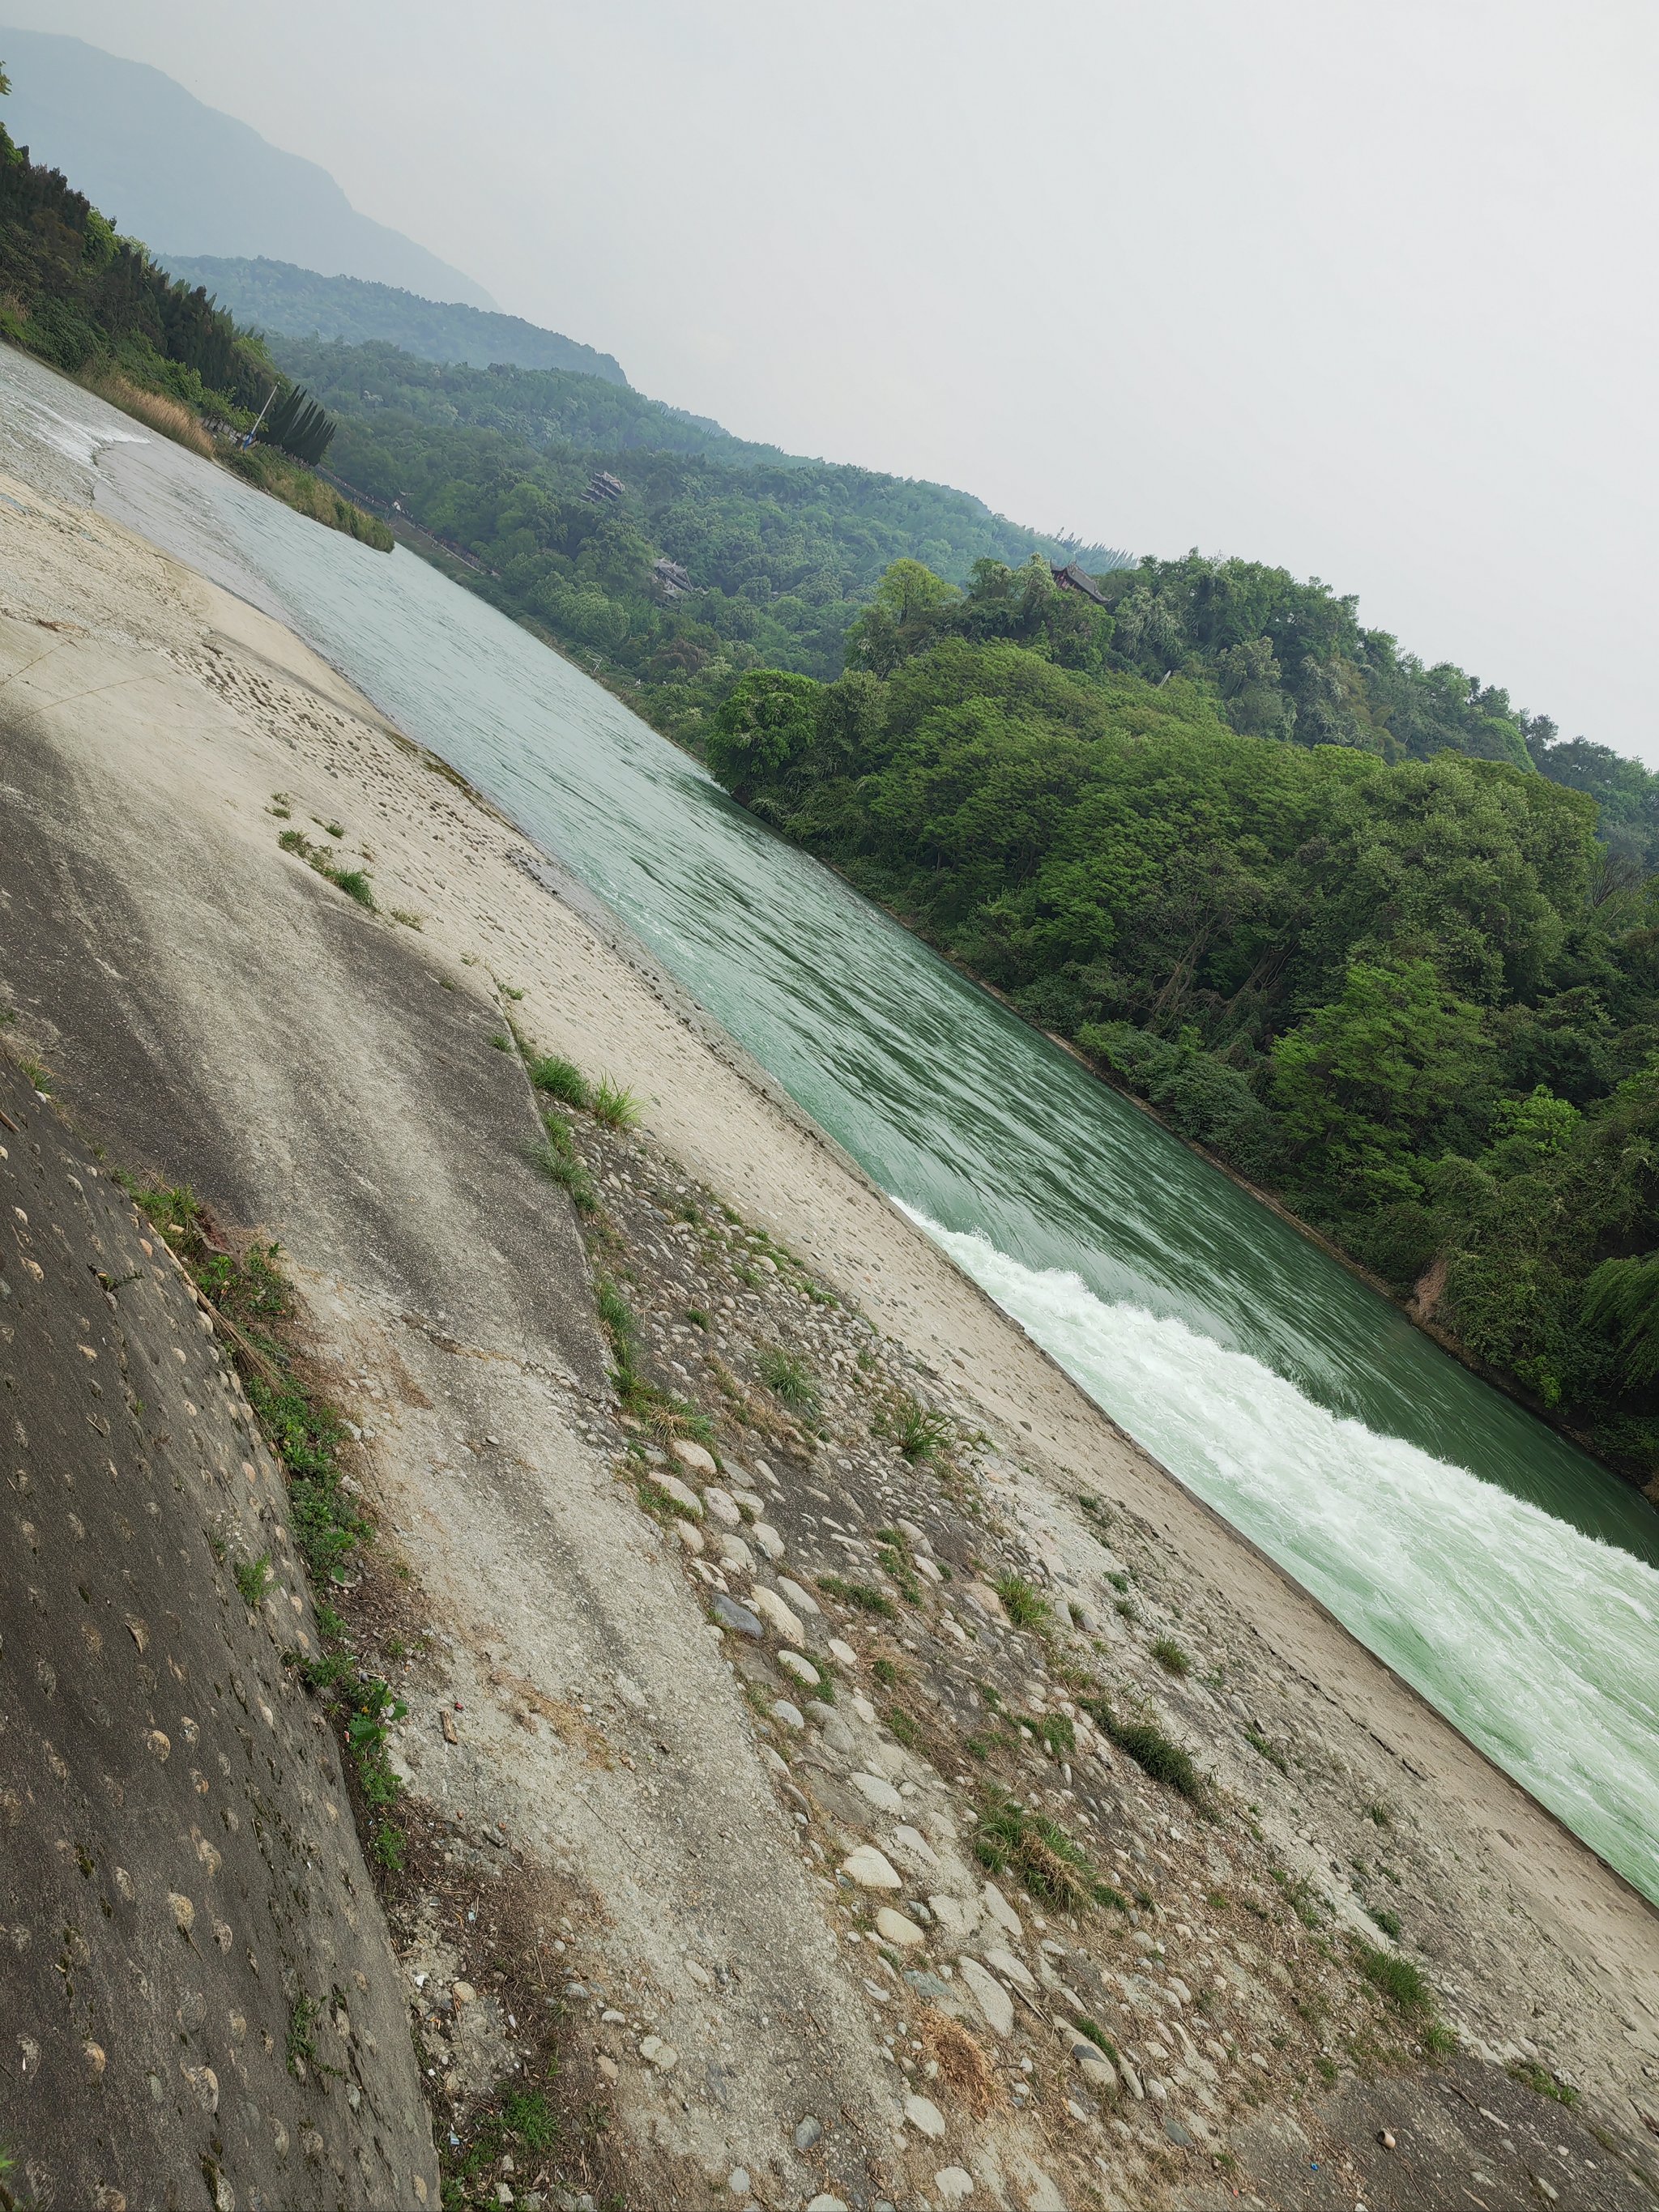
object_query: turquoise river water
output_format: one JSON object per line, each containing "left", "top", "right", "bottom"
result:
{"left": 5, "top": 352, "right": 1656, "bottom": 1902}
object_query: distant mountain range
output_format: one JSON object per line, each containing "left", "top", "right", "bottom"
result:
{"left": 0, "top": 28, "right": 493, "bottom": 308}
{"left": 164, "top": 256, "right": 628, "bottom": 388}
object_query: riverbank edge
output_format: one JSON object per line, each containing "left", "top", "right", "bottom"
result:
{"left": 366, "top": 817, "right": 1659, "bottom": 1929}
{"left": 27, "top": 343, "right": 396, "bottom": 552}
{"left": 367, "top": 522, "right": 1658, "bottom": 1505}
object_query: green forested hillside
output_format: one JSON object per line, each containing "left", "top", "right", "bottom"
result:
{"left": 1088, "top": 556, "right": 1659, "bottom": 866}
{"left": 0, "top": 81, "right": 271, "bottom": 412}
{"left": 164, "top": 255, "right": 628, "bottom": 385}
{"left": 271, "top": 327, "right": 1659, "bottom": 863}
{"left": 703, "top": 561, "right": 1659, "bottom": 1481}
{"left": 267, "top": 334, "right": 1126, "bottom": 723}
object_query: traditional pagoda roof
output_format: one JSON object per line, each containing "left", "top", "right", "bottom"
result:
{"left": 1050, "top": 559, "right": 1111, "bottom": 608}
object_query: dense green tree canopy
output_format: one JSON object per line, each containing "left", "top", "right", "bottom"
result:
{"left": 705, "top": 572, "right": 1659, "bottom": 1481}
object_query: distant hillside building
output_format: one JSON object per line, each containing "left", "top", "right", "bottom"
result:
{"left": 1050, "top": 560, "right": 1112, "bottom": 609}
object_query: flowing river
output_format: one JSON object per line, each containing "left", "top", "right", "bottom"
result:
{"left": 5, "top": 352, "right": 1657, "bottom": 1903}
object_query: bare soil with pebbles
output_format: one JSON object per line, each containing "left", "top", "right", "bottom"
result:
{"left": 0, "top": 411, "right": 1656, "bottom": 2212}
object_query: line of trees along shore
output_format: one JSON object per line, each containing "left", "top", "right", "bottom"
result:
{"left": 700, "top": 561, "right": 1659, "bottom": 1489}
{"left": 265, "top": 334, "right": 1659, "bottom": 878}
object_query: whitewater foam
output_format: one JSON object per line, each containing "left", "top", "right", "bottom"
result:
{"left": 906, "top": 1206, "right": 1659, "bottom": 1902}
{"left": 6, "top": 389, "right": 148, "bottom": 470}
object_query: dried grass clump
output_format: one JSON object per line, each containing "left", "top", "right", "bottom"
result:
{"left": 919, "top": 2008, "right": 1001, "bottom": 2118}
{"left": 87, "top": 372, "right": 213, "bottom": 456}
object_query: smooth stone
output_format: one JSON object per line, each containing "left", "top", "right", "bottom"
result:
{"left": 751, "top": 1587, "right": 806, "bottom": 1643}
{"left": 752, "top": 1522, "right": 786, "bottom": 1560}
{"left": 794, "top": 2116, "right": 823, "bottom": 2152}
{"left": 851, "top": 1771, "right": 904, "bottom": 1816}
{"left": 1120, "top": 2057, "right": 1144, "bottom": 2099}
{"left": 915, "top": 1556, "right": 944, "bottom": 1583}
{"left": 851, "top": 1694, "right": 878, "bottom": 1725}
{"left": 658, "top": 1473, "right": 704, "bottom": 1516}
{"left": 1162, "top": 2117, "right": 1194, "bottom": 2146}
{"left": 929, "top": 1895, "right": 980, "bottom": 1940}
{"left": 638, "top": 2035, "right": 679, "bottom": 2072}
{"left": 719, "top": 1536, "right": 754, "bottom": 1573}
{"left": 841, "top": 1845, "right": 902, "bottom": 1890}
{"left": 893, "top": 1824, "right": 940, "bottom": 1868}
{"left": 828, "top": 1637, "right": 857, "bottom": 1667}
{"left": 1147, "top": 2076, "right": 1168, "bottom": 2103}
{"left": 806, "top": 2198, "right": 848, "bottom": 2212}
{"left": 774, "top": 1699, "right": 806, "bottom": 1731}
{"left": 672, "top": 1438, "right": 718, "bottom": 1477}
{"left": 807, "top": 1704, "right": 855, "bottom": 1752}
{"left": 710, "top": 1595, "right": 763, "bottom": 1639}
{"left": 876, "top": 1907, "right": 925, "bottom": 1949}
{"left": 904, "top": 2092, "right": 946, "bottom": 2140}
{"left": 984, "top": 1944, "right": 1036, "bottom": 1993}
{"left": 778, "top": 1650, "right": 821, "bottom": 1687}
{"left": 778, "top": 1574, "right": 821, "bottom": 1616}
{"left": 727, "top": 2170, "right": 751, "bottom": 2196}
{"left": 705, "top": 1486, "right": 743, "bottom": 1528}
{"left": 1073, "top": 2045, "right": 1117, "bottom": 2093}
{"left": 676, "top": 1519, "right": 705, "bottom": 1552}
{"left": 962, "top": 1581, "right": 1008, "bottom": 1622}
{"left": 906, "top": 1970, "right": 955, "bottom": 2003}
{"left": 981, "top": 1882, "right": 1022, "bottom": 1936}
{"left": 958, "top": 1956, "right": 1014, "bottom": 2037}
{"left": 897, "top": 1519, "right": 930, "bottom": 1551}
{"left": 935, "top": 2169, "right": 975, "bottom": 2206}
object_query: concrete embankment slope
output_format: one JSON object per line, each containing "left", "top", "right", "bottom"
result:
{"left": 0, "top": 1056, "right": 437, "bottom": 2209}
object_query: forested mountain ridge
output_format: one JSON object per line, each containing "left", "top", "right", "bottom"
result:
{"left": 701, "top": 561, "right": 1659, "bottom": 1487}
{"left": 1087, "top": 555, "right": 1659, "bottom": 867}
{"left": 265, "top": 332, "right": 1127, "bottom": 719}
{"left": 255, "top": 325, "right": 1659, "bottom": 863}
{"left": 164, "top": 255, "right": 628, "bottom": 386}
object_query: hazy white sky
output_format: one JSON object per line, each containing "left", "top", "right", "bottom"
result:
{"left": 13, "top": 0, "right": 1659, "bottom": 757}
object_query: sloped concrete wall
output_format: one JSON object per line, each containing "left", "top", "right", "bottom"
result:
{"left": 0, "top": 1061, "right": 437, "bottom": 2211}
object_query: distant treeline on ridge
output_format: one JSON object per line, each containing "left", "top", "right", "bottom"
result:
{"left": 161, "top": 255, "right": 630, "bottom": 388}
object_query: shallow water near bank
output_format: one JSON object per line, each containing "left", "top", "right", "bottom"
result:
{"left": 4, "top": 349, "right": 1655, "bottom": 1902}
